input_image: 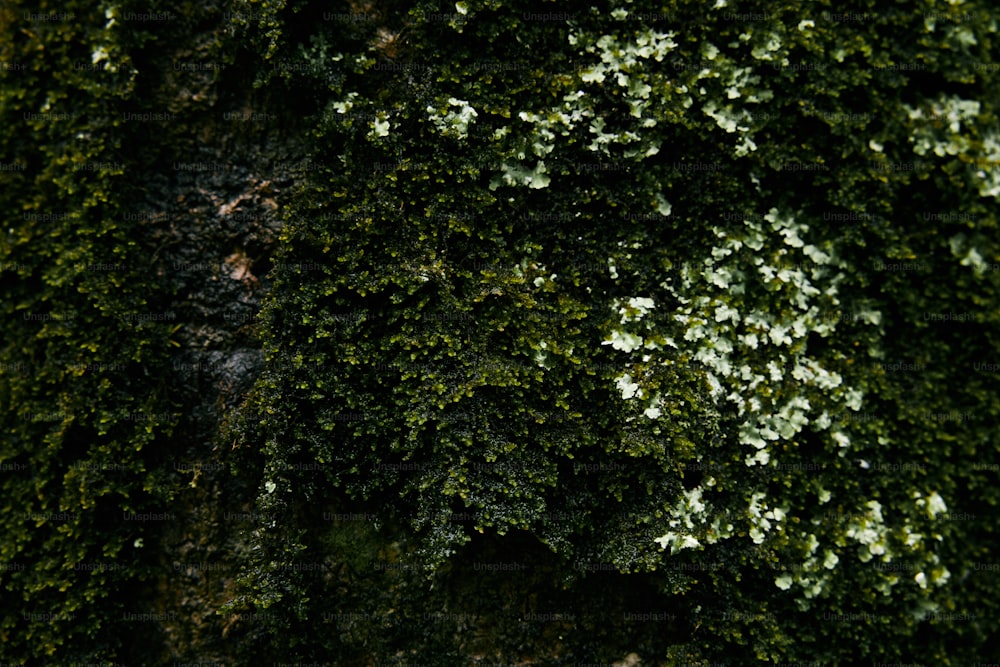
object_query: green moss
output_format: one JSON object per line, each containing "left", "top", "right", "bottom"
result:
{"left": 0, "top": 1, "right": 189, "bottom": 661}
{"left": 4, "top": 0, "right": 998, "bottom": 663}
{"left": 225, "top": 0, "right": 999, "bottom": 663}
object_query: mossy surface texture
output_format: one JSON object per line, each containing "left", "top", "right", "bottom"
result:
{"left": 3, "top": 0, "right": 999, "bottom": 664}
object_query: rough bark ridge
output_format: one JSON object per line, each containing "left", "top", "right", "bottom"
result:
{"left": 121, "top": 7, "right": 298, "bottom": 663}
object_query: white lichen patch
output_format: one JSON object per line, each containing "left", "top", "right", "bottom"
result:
{"left": 427, "top": 97, "right": 478, "bottom": 140}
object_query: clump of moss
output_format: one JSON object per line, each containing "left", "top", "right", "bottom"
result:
{"left": 0, "top": 1, "right": 198, "bottom": 661}
{"left": 226, "top": 0, "right": 1000, "bottom": 664}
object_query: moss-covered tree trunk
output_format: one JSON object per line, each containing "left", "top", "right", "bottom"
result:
{"left": 2, "top": 1, "right": 998, "bottom": 665}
